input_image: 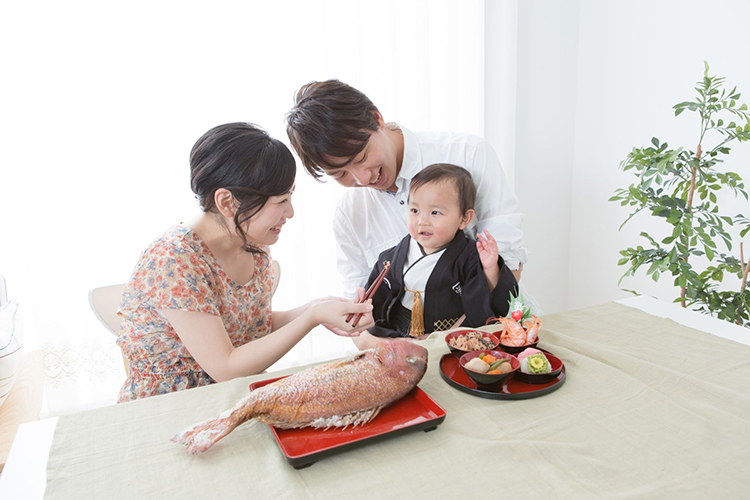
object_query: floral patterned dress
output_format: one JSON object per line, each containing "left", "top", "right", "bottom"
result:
{"left": 116, "top": 224, "right": 275, "bottom": 402}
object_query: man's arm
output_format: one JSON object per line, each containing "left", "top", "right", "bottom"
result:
{"left": 467, "top": 140, "right": 529, "bottom": 273}
{"left": 512, "top": 264, "right": 522, "bottom": 283}
{"left": 333, "top": 207, "right": 372, "bottom": 300}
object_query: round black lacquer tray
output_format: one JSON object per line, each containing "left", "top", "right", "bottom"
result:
{"left": 439, "top": 348, "right": 566, "bottom": 400}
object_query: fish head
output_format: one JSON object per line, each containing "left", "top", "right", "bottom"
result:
{"left": 374, "top": 340, "right": 428, "bottom": 384}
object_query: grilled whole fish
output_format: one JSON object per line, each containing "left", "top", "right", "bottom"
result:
{"left": 173, "top": 340, "right": 428, "bottom": 454}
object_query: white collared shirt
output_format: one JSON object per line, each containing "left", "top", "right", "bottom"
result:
{"left": 333, "top": 125, "right": 529, "bottom": 299}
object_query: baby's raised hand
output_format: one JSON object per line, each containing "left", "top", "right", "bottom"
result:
{"left": 476, "top": 229, "right": 499, "bottom": 270}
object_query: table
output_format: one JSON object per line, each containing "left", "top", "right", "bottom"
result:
{"left": 2, "top": 298, "right": 750, "bottom": 499}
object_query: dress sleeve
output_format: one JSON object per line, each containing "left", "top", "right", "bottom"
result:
{"left": 135, "top": 241, "right": 221, "bottom": 316}
{"left": 468, "top": 140, "right": 528, "bottom": 271}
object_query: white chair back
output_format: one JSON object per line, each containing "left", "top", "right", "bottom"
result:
{"left": 88, "top": 284, "right": 126, "bottom": 336}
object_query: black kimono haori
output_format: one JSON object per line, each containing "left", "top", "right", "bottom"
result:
{"left": 365, "top": 231, "right": 519, "bottom": 338}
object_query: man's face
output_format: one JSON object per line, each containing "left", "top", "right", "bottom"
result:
{"left": 322, "top": 123, "right": 400, "bottom": 193}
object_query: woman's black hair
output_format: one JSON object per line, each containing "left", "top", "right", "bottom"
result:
{"left": 190, "top": 122, "right": 296, "bottom": 253}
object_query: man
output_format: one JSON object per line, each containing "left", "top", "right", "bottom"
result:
{"left": 286, "top": 80, "right": 538, "bottom": 344}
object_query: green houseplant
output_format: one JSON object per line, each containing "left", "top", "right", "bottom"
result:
{"left": 610, "top": 62, "right": 750, "bottom": 328}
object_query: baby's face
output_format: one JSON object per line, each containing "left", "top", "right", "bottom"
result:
{"left": 407, "top": 181, "right": 473, "bottom": 254}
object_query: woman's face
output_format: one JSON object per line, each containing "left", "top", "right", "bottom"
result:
{"left": 241, "top": 189, "right": 295, "bottom": 247}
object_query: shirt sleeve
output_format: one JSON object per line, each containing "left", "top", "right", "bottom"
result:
{"left": 134, "top": 241, "right": 221, "bottom": 316}
{"left": 467, "top": 140, "right": 528, "bottom": 271}
{"left": 333, "top": 205, "right": 371, "bottom": 300}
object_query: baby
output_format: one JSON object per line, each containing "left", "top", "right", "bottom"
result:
{"left": 364, "top": 163, "right": 519, "bottom": 338}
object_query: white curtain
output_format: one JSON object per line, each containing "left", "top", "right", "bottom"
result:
{"left": 0, "top": 0, "right": 513, "bottom": 417}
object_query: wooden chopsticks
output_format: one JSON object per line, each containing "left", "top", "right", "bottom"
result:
{"left": 347, "top": 261, "right": 390, "bottom": 328}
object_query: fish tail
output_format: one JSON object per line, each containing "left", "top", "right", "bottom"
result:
{"left": 172, "top": 394, "right": 260, "bottom": 454}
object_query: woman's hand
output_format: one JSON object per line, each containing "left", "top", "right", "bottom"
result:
{"left": 311, "top": 297, "right": 374, "bottom": 336}
{"left": 273, "top": 292, "right": 360, "bottom": 331}
{"left": 318, "top": 288, "right": 373, "bottom": 337}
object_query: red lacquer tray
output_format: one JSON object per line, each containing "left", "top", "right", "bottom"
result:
{"left": 249, "top": 376, "right": 446, "bottom": 469}
{"left": 439, "top": 348, "right": 566, "bottom": 400}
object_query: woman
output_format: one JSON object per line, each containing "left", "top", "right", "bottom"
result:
{"left": 116, "top": 123, "right": 373, "bottom": 402}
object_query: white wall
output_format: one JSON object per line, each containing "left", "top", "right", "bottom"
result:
{"left": 484, "top": 0, "right": 519, "bottom": 188}
{"left": 515, "top": 0, "right": 581, "bottom": 314}
{"left": 515, "top": 0, "right": 750, "bottom": 314}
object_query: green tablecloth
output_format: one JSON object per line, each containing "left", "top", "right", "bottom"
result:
{"left": 44, "top": 302, "right": 750, "bottom": 499}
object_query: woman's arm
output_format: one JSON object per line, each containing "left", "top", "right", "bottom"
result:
{"left": 271, "top": 304, "right": 310, "bottom": 331}
{"left": 161, "top": 299, "right": 373, "bottom": 381}
{"left": 469, "top": 140, "right": 528, "bottom": 272}
{"left": 271, "top": 296, "right": 351, "bottom": 331}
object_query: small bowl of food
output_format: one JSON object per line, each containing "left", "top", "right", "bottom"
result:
{"left": 445, "top": 329, "right": 500, "bottom": 356}
{"left": 484, "top": 317, "right": 541, "bottom": 354}
{"left": 459, "top": 350, "right": 519, "bottom": 387}
{"left": 513, "top": 348, "right": 563, "bottom": 384}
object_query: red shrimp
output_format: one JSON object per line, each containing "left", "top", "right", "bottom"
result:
{"left": 498, "top": 317, "right": 528, "bottom": 347}
{"left": 522, "top": 316, "right": 542, "bottom": 344}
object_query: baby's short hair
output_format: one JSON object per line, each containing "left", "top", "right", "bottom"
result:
{"left": 409, "top": 163, "right": 476, "bottom": 214}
